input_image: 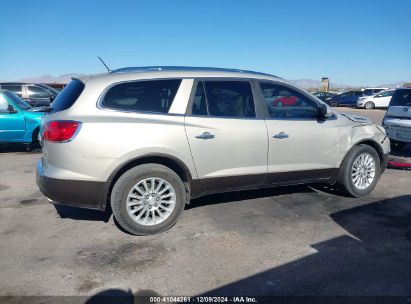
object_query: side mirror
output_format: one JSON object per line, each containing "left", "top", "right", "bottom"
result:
{"left": 318, "top": 103, "right": 332, "bottom": 118}
{"left": 49, "top": 95, "right": 55, "bottom": 102}
{"left": 7, "top": 104, "right": 18, "bottom": 114}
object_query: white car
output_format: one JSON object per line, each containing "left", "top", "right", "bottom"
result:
{"left": 383, "top": 87, "right": 411, "bottom": 151}
{"left": 357, "top": 89, "right": 394, "bottom": 109}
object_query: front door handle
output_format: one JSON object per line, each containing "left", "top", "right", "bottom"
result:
{"left": 273, "top": 132, "right": 289, "bottom": 139}
{"left": 195, "top": 132, "right": 215, "bottom": 140}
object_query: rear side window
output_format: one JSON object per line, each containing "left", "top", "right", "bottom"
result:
{"left": 390, "top": 89, "right": 411, "bottom": 106}
{"left": 50, "top": 79, "right": 84, "bottom": 113}
{"left": 101, "top": 79, "right": 182, "bottom": 113}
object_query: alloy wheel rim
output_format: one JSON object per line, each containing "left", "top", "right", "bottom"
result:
{"left": 351, "top": 153, "right": 376, "bottom": 190}
{"left": 126, "top": 177, "right": 176, "bottom": 226}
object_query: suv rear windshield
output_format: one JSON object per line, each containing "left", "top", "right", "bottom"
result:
{"left": 50, "top": 79, "right": 84, "bottom": 113}
{"left": 389, "top": 89, "right": 411, "bottom": 107}
{"left": 101, "top": 79, "right": 182, "bottom": 113}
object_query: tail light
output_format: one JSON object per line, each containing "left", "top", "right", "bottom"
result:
{"left": 43, "top": 121, "right": 81, "bottom": 142}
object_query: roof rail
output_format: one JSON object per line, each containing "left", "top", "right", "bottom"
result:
{"left": 110, "top": 66, "right": 278, "bottom": 78}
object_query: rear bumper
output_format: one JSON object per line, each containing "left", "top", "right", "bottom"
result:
{"left": 36, "top": 160, "right": 107, "bottom": 211}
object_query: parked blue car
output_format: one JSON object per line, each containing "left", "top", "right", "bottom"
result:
{"left": 0, "top": 90, "right": 45, "bottom": 145}
{"left": 326, "top": 90, "right": 363, "bottom": 107}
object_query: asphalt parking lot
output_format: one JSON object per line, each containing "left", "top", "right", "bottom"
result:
{"left": 0, "top": 108, "right": 410, "bottom": 299}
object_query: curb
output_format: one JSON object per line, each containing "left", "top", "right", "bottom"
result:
{"left": 388, "top": 154, "right": 411, "bottom": 169}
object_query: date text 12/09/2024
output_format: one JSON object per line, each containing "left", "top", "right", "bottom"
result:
{"left": 149, "top": 296, "right": 258, "bottom": 303}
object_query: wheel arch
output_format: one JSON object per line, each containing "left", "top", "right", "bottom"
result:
{"left": 31, "top": 126, "right": 40, "bottom": 143}
{"left": 100, "top": 153, "right": 193, "bottom": 210}
{"left": 341, "top": 139, "right": 385, "bottom": 170}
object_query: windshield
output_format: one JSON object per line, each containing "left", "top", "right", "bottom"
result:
{"left": 3, "top": 91, "right": 32, "bottom": 110}
{"left": 49, "top": 79, "right": 84, "bottom": 113}
{"left": 389, "top": 89, "right": 411, "bottom": 107}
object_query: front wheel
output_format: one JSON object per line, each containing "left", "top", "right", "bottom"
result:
{"left": 111, "top": 164, "right": 186, "bottom": 235}
{"left": 338, "top": 145, "right": 381, "bottom": 197}
{"left": 364, "top": 102, "right": 375, "bottom": 110}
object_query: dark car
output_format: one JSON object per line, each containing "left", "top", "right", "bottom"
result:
{"left": 312, "top": 91, "right": 336, "bottom": 101}
{"left": 0, "top": 82, "right": 59, "bottom": 107}
{"left": 326, "top": 90, "right": 363, "bottom": 107}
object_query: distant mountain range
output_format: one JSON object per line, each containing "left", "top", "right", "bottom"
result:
{"left": 3, "top": 73, "right": 407, "bottom": 90}
{"left": 17, "top": 73, "right": 84, "bottom": 84}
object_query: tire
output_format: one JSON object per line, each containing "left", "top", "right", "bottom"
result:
{"left": 27, "top": 128, "right": 41, "bottom": 152}
{"left": 32, "top": 127, "right": 40, "bottom": 144}
{"left": 338, "top": 144, "right": 381, "bottom": 197}
{"left": 364, "top": 102, "right": 375, "bottom": 110}
{"left": 390, "top": 140, "right": 406, "bottom": 152}
{"left": 111, "top": 164, "right": 186, "bottom": 235}
{"left": 330, "top": 100, "right": 338, "bottom": 107}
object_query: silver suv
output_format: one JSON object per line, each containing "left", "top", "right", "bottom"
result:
{"left": 36, "top": 67, "right": 390, "bottom": 235}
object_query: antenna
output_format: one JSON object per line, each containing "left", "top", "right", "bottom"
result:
{"left": 97, "top": 56, "right": 111, "bottom": 72}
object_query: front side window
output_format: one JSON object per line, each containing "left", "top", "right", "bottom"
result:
{"left": 101, "top": 79, "right": 182, "bottom": 113}
{"left": 259, "top": 82, "right": 319, "bottom": 119}
{"left": 1, "top": 85, "right": 22, "bottom": 97}
{"left": 28, "top": 85, "right": 51, "bottom": 98}
{"left": 203, "top": 81, "right": 255, "bottom": 118}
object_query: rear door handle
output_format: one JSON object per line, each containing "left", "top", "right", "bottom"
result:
{"left": 273, "top": 132, "right": 289, "bottom": 139}
{"left": 195, "top": 132, "right": 215, "bottom": 140}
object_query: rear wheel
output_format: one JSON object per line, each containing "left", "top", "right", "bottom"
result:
{"left": 390, "top": 140, "right": 406, "bottom": 152}
{"left": 365, "top": 102, "right": 375, "bottom": 110}
{"left": 338, "top": 145, "right": 381, "bottom": 197}
{"left": 111, "top": 164, "right": 186, "bottom": 235}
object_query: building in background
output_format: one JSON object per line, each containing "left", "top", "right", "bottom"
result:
{"left": 322, "top": 77, "right": 329, "bottom": 92}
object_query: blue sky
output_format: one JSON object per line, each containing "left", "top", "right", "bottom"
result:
{"left": 0, "top": 0, "right": 410, "bottom": 85}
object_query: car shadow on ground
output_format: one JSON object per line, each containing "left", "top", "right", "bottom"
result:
{"left": 54, "top": 204, "right": 112, "bottom": 223}
{"left": 194, "top": 194, "right": 411, "bottom": 297}
{"left": 187, "top": 184, "right": 317, "bottom": 209}
{"left": 0, "top": 143, "right": 41, "bottom": 153}
{"left": 78, "top": 195, "right": 411, "bottom": 301}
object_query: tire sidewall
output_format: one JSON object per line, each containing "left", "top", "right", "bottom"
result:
{"left": 341, "top": 145, "right": 381, "bottom": 197}
{"left": 111, "top": 164, "right": 186, "bottom": 235}
{"left": 365, "top": 102, "right": 374, "bottom": 110}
